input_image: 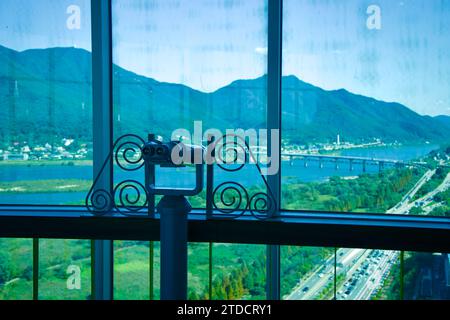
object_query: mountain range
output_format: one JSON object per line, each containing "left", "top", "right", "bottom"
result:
{"left": 0, "top": 45, "right": 449, "bottom": 146}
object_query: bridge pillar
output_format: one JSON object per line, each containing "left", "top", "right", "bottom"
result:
{"left": 289, "top": 156, "right": 293, "bottom": 166}
{"left": 379, "top": 161, "right": 385, "bottom": 173}
{"left": 335, "top": 159, "right": 339, "bottom": 170}
{"left": 362, "top": 160, "right": 366, "bottom": 173}
{"left": 349, "top": 160, "right": 354, "bottom": 172}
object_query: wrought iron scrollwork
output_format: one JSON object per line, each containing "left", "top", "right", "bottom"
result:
{"left": 212, "top": 181, "right": 249, "bottom": 218}
{"left": 114, "top": 137, "right": 145, "bottom": 171}
{"left": 85, "top": 134, "right": 149, "bottom": 216}
{"left": 86, "top": 188, "right": 113, "bottom": 215}
{"left": 207, "top": 134, "right": 277, "bottom": 220}
{"left": 113, "top": 180, "right": 148, "bottom": 216}
{"left": 215, "top": 139, "right": 248, "bottom": 172}
{"left": 86, "top": 132, "right": 277, "bottom": 219}
{"left": 249, "top": 192, "right": 274, "bottom": 219}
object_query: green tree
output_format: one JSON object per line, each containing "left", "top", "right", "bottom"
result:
{"left": 410, "top": 206, "right": 424, "bottom": 215}
{"left": 0, "top": 252, "right": 12, "bottom": 284}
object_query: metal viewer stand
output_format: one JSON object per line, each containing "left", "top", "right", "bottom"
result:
{"left": 143, "top": 134, "right": 205, "bottom": 300}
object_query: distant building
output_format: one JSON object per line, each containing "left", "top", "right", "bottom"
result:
{"left": 3, "top": 152, "right": 28, "bottom": 161}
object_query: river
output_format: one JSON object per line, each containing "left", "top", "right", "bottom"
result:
{"left": 0, "top": 144, "right": 439, "bottom": 205}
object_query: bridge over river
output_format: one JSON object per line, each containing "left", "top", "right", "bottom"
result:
{"left": 280, "top": 153, "right": 430, "bottom": 172}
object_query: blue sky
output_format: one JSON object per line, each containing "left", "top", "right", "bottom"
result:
{"left": 0, "top": 0, "right": 449, "bottom": 116}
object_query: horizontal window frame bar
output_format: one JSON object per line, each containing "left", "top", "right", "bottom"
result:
{"left": 0, "top": 206, "right": 449, "bottom": 253}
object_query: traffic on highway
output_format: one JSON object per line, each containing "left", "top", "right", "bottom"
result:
{"left": 286, "top": 169, "right": 450, "bottom": 300}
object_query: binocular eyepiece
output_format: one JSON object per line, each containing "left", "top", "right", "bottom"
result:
{"left": 142, "top": 140, "right": 175, "bottom": 165}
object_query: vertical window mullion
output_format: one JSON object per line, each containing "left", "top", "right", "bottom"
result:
{"left": 91, "top": 0, "right": 114, "bottom": 301}
{"left": 32, "top": 238, "right": 39, "bottom": 300}
{"left": 266, "top": 0, "right": 283, "bottom": 300}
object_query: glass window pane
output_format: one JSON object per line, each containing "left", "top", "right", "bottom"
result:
{"left": 188, "top": 243, "right": 210, "bottom": 300}
{"left": 212, "top": 244, "right": 266, "bottom": 300}
{"left": 0, "top": 238, "right": 33, "bottom": 300}
{"left": 403, "top": 251, "right": 450, "bottom": 300}
{"left": 281, "top": 246, "right": 404, "bottom": 300}
{"left": 111, "top": 2, "right": 269, "bottom": 301}
{"left": 282, "top": 0, "right": 450, "bottom": 215}
{"left": 38, "top": 239, "right": 91, "bottom": 300}
{"left": 112, "top": 0, "right": 268, "bottom": 211}
{"left": 281, "top": 246, "right": 335, "bottom": 300}
{"left": 112, "top": 0, "right": 267, "bottom": 137}
{"left": 337, "top": 249, "right": 400, "bottom": 300}
{"left": 0, "top": 0, "right": 93, "bottom": 205}
{"left": 114, "top": 241, "right": 151, "bottom": 300}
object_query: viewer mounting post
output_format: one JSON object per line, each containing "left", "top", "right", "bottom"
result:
{"left": 143, "top": 134, "right": 205, "bottom": 300}
{"left": 157, "top": 195, "right": 191, "bottom": 299}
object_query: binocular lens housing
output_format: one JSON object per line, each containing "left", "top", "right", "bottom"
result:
{"left": 142, "top": 141, "right": 174, "bottom": 165}
{"left": 143, "top": 146, "right": 167, "bottom": 156}
{"left": 143, "top": 145, "right": 155, "bottom": 156}
{"left": 156, "top": 147, "right": 166, "bottom": 156}
{"left": 142, "top": 139, "right": 204, "bottom": 167}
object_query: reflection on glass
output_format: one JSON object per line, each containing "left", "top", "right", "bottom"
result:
{"left": 38, "top": 239, "right": 91, "bottom": 300}
{"left": 0, "top": 0, "right": 92, "bottom": 205}
{"left": 403, "top": 251, "right": 449, "bottom": 300}
{"left": 281, "top": 0, "right": 450, "bottom": 216}
{"left": 0, "top": 239, "right": 33, "bottom": 300}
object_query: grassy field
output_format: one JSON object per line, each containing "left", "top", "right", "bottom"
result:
{"left": 0, "top": 239, "right": 91, "bottom": 300}
{"left": 0, "top": 179, "right": 91, "bottom": 194}
{"left": 0, "top": 239, "right": 269, "bottom": 300}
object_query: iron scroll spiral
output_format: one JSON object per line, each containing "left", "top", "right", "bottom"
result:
{"left": 209, "top": 134, "right": 277, "bottom": 220}
{"left": 85, "top": 134, "right": 148, "bottom": 216}
{"left": 212, "top": 182, "right": 249, "bottom": 218}
{"left": 214, "top": 139, "right": 247, "bottom": 172}
{"left": 249, "top": 192, "right": 274, "bottom": 220}
{"left": 85, "top": 188, "right": 114, "bottom": 215}
{"left": 113, "top": 180, "right": 148, "bottom": 216}
{"left": 114, "top": 137, "right": 145, "bottom": 171}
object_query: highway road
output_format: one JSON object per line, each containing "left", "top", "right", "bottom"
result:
{"left": 347, "top": 170, "right": 450, "bottom": 299}
{"left": 285, "top": 248, "right": 365, "bottom": 300}
{"left": 384, "top": 170, "right": 450, "bottom": 216}
{"left": 286, "top": 168, "right": 448, "bottom": 300}
{"left": 405, "top": 171, "right": 450, "bottom": 212}
{"left": 386, "top": 169, "right": 435, "bottom": 214}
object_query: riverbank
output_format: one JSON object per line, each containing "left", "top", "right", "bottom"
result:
{"left": 0, "top": 159, "right": 92, "bottom": 167}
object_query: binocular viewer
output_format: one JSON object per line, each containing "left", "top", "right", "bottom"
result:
{"left": 143, "top": 134, "right": 205, "bottom": 167}
{"left": 143, "top": 134, "right": 205, "bottom": 197}
{"left": 142, "top": 134, "right": 207, "bottom": 300}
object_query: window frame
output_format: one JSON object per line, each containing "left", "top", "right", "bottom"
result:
{"left": 0, "top": 0, "right": 449, "bottom": 301}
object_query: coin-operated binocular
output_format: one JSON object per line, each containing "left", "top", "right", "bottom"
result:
{"left": 142, "top": 134, "right": 205, "bottom": 301}
{"left": 143, "top": 134, "right": 204, "bottom": 198}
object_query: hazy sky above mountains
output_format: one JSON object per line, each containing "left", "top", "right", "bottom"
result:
{"left": 0, "top": 0, "right": 449, "bottom": 116}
